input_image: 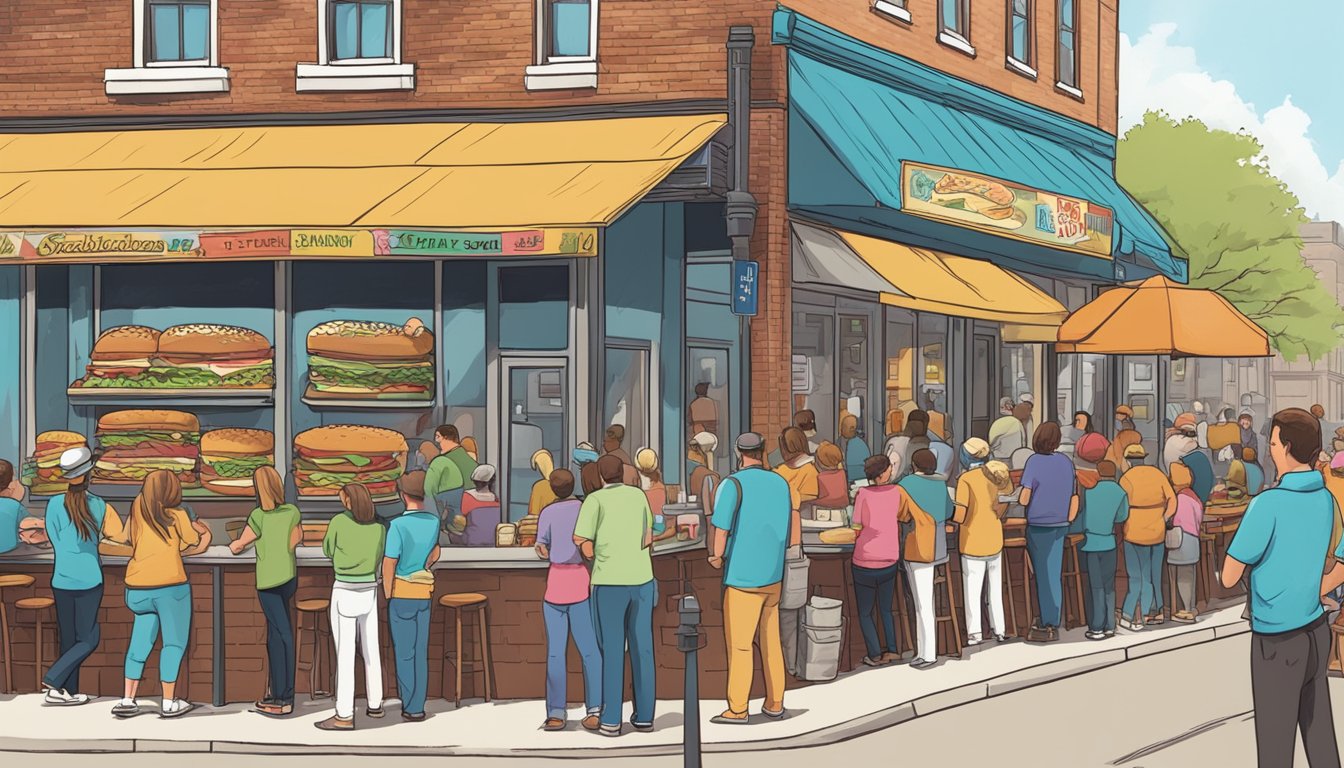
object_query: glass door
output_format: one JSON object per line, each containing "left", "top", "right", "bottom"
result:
{"left": 687, "top": 344, "right": 731, "bottom": 479}
{"left": 971, "top": 330, "right": 999, "bottom": 440}
{"left": 500, "top": 359, "right": 569, "bottom": 522}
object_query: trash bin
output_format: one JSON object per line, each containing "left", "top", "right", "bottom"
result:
{"left": 798, "top": 595, "right": 845, "bottom": 682}
{"left": 804, "top": 595, "right": 844, "bottom": 627}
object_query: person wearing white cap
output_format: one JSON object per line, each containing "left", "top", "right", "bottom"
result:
{"left": 687, "top": 432, "right": 719, "bottom": 501}
{"left": 41, "top": 446, "right": 123, "bottom": 706}
{"left": 456, "top": 464, "right": 501, "bottom": 547}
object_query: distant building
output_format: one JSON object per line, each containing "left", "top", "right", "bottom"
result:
{"left": 1269, "top": 221, "right": 1344, "bottom": 418}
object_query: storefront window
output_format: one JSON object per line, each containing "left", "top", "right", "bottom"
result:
{"left": 1057, "top": 352, "right": 1107, "bottom": 441}
{"left": 687, "top": 346, "right": 729, "bottom": 472}
{"left": 499, "top": 264, "right": 569, "bottom": 350}
{"left": 1002, "top": 342, "right": 1043, "bottom": 430}
{"left": 792, "top": 310, "right": 835, "bottom": 442}
{"left": 919, "top": 313, "right": 951, "bottom": 439}
{"left": 838, "top": 314, "right": 870, "bottom": 446}
{"left": 442, "top": 261, "right": 487, "bottom": 450}
{"left": 1122, "top": 355, "right": 1161, "bottom": 453}
{"left": 604, "top": 345, "right": 650, "bottom": 457}
{"left": 884, "top": 310, "right": 916, "bottom": 438}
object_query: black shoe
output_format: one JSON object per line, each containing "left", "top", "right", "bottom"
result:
{"left": 366, "top": 705, "right": 385, "bottom": 719}
{"left": 402, "top": 711, "right": 426, "bottom": 722}
{"left": 993, "top": 633, "right": 1013, "bottom": 643}
{"left": 629, "top": 717, "right": 654, "bottom": 732}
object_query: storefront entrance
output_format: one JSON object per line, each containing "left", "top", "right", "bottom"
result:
{"left": 497, "top": 357, "right": 571, "bottom": 522}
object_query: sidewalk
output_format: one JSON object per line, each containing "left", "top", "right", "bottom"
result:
{"left": 0, "top": 604, "right": 1250, "bottom": 758}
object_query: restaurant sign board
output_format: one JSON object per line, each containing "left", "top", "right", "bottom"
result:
{"left": 901, "top": 162, "right": 1115, "bottom": 259}
{"left": 0, "top": 227, "right": 600, "bottom": 263}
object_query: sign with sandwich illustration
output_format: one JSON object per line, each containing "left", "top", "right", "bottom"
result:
{"left": 901, "top": 162, "right": 1115, "bottom": 259}
{"left": 305, "top": 317, "right": 434, "bottom": 402}
{"left": 69, "top": 324, "right": 275, "bottom": 394}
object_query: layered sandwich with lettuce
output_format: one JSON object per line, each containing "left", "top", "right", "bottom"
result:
{"left": 73, "top": 324, "right": 274, "bottom": 390}
{"left": 22, "top": 430, "right": 88, "bottom": 495}
{"left": 94, "top": 410, "right": 200, "bottom": 485}
{"left": 199, "top": 428, "right": 274, "bottom": 496}
{"left": 305, "top": 319, "right": 433, "bottom": 400}
{"left": 293, "top": 424, "right": 407, "bottom": 500}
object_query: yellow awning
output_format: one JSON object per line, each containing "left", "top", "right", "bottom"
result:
{"left": 831, "top": 229, "right": 1069, "bottom": 331}
{"left": 0, "top": 115, "right": 726, "bottom": 230}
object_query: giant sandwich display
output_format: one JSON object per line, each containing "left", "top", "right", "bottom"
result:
{"left": 293, "top": 424, "right": 408, "bottom": 501}
{"left": 305, "top": 318, "right": 434, "bottom": 400}
{"left": 199, "top": 428, "right": 275, "bottom": 496}
{"left": 72, "top": 324, "right": 274, "bottom": 390}
{"left": 94, "top": 410, "right": 201, "bottom": 485}
{"left": 21, "top": 430, "right": 89, "bottom": 494}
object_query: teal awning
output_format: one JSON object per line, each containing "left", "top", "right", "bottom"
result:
{"left": 774, "top": 7, "right": 1185, "bottom": 283}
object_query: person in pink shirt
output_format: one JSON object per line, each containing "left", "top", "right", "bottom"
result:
{"left": 1168, "top": 461, "right": 1204, "bottom": 624}
{"left": 850, "top": 454, "right": 920, "bottom": 666}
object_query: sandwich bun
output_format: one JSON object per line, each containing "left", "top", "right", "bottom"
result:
{"left": 307, "top": 320, "right": 434, "bottom": 362}
{"left": 36, "top": 430, "right": 87, "bottom": 447}
{"left": 97, "top": 409, "right": 201, "bottom": 434}
{"left": 200, "top": 428, "right": 274, "bottom": 457}
{"left": 158, "top": 324, "right": 272, "bottom": 360}
{"left": 293, "top": 424, "right": 408, "bottom": 456}
{"left": 90, "top": 326, "right": 160, "bottom": 360}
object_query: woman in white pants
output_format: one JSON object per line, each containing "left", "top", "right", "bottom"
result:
{"left": 953, "top": 438, "right": 1015, "bottom": 644}
{"left": 896, "top": 449, "right": 947, "bottom": 670}
{"left": 316, "top": 484, "right": 387, "bottom": 731}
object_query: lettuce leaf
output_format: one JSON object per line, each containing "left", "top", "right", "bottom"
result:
{"left": 206, "top": 456, "right": 274, "bottom": 478}
{"left": 99, "top": 432, "right": 201, "bottom": 446}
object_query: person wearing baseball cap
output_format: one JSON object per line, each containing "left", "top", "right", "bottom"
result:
{"left": 40, "top": 445, "right": 123, "bottom": 706}
{"left": 381, "top": 470, "right": 441, "bottom": 723}
{"left": 953, "top": 438, "right": 1014, "bottom": 646}
{"left": 1118, "top": 441, "right": 1176, "bottom": 632}
{"left": 687, "top": 432, "right": 720, "bottom": 502}
{"left": 709, "top": 432, "right": 792, "bottom": 724}
{"left": 1115, "top": 405, "right": 1136, "bottom": 433}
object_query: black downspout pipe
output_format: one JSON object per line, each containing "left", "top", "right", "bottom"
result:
{"left": 726, "top": 25, "right": 757, "bottom": 436}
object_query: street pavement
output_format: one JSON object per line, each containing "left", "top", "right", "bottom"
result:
{"left": 6, "top": 633, "right": 1330, "bottom": 767}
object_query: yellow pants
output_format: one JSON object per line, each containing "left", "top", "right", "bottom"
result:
{"left": 723, "top": 583, "right": 786, "bottom": 716}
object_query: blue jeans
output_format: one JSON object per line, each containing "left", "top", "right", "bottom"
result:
{"left": 388, "top": 598, "right": 432, "bottom": 716}
{"left": 1122, "top": 542, "right": 1166, "bottom": 621}
{"left": 543, "top": 599, "right": 603, "bottom": 720}
{"left": 1026, "top": 525, "right": 1068, "bottom": 629}
{"left": 851, "top": 563, "right": 900, "bottom": 658}
{"left": 45, "top": 584, "right": 103, "bottom": 695}
{"left": 592, "top": 581, "right": 657, "bottom": 729}
{"left": 1084, "top": 549, "right": 1118, "bottom": 633}
{"left": 257, "top": 579, "right": 296, "bottom": 704}
{"left": 124, "top": 584, "right": 192, "bottom": 683}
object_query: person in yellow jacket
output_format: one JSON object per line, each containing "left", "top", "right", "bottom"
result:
{"left": 1118, "top": 444, "right": 1177, "bottom": 631}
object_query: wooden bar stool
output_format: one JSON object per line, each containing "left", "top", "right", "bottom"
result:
{"left": 14, "top": 596, "right": 56, "bottom": 692}
{"left": 1001, "top": 537, "right": 1034, "bottom": 637}
{"left": 295, "top": 598, "right": 333, "bottom": 699}
{"left": 0, "top": 574, "right": 36, "bottom": 693}
{"left": 894, "top": 567, "right": 914, "bottom": 655}
{"left": 439, "top": 593, "right": 493, "bottom": 707}
{"left": 932, "top": 562, "right": 963, "bottom": 659}
{"left": 1061, "top": 534, "right": 1087, "bottom": 630}
{"left": 1330, "top": 619, "right": 1344, "bottom": 675}
{"left": 1198, "top": 532, "right": 1216, "bottom": 606}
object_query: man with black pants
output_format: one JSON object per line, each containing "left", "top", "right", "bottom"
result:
{"left": 1224, "top": 407, "right": 1340, "bottom": 767}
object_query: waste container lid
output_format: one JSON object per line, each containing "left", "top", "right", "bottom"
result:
{"left": 807, "top": 596, "right": 843, "bottom": 610}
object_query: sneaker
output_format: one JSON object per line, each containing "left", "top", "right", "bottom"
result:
{"left": 862, "top": 656, "right": 884, "bottom": 667}
{"left": 599, "top": 725, "right": 622, "bottom": 738}
{"left": 366, "top": 705, "right": 385, "bottom": 719}
{"left": 255, "top": 700, "right": 293, "bottom": 717}
{"left": 762, "top": 706, "right": 786, "bottom": 720}
{"left": 543, "top": 718, "right": 566, "bottom": 731}
{"left": 1026, "top": 624, "right": 1050, "bottom": 643}
{"left": 402, "top": 711, "right": 426, "bottom": 723}
{"left": 43, "top": 687, "right": 90, "bottom": 706}
{"left": 1104, "top": 629, "right": 1116, "bottom": 638}
{"left": 965, "top": 634, "right": 983, "bottom": 647}
{"left": 910, "top": 658, "right": 937, "bottom": 670}
{"left": 111, "top": 700, "right": 141, "bottom": 719}
{"left": 879, "top": 651, "right": 905, "bottom": 665}
{"left": 993, "top": 633, "right": 1014, "bottom": 644}
{"left": 628, "top": 718, "right": 654, "bottom": 733}
{"left": 1085, "top": 630, "right": 1106, "bottom": 641}
{"left": 1118, "top": 617, "right": 1144, "bottom": 632}
{"left": 315, "top": 715, "right": 355, "bottom": 731}
{"left": 581, "top": 715, "right": 601, "bottom": 731}
{"left": 1145, "top": 612, "right": 1166, "bottom": 626}
{"left": 1171, "top": 610, "right": 1197, "bottom": 625}
{"left": 710, "top": 710, "right": 749, "bottom": 725}
{"left": 159, "top": 700, "right": 196, "bottom": 719}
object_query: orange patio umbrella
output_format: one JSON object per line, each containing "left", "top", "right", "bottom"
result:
{"left": 1055, "top": 275, "right": 1270, "bottom": 358}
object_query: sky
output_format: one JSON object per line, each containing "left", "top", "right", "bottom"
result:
{"left": 1119, "top": 0, "right": 1344, "bottom": 222}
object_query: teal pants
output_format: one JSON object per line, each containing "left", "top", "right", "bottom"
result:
{"left": 124, "top": 584, "right": 192, "bottom": 684}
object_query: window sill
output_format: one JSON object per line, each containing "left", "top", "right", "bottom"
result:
{"left": 1055, "top": 81, "right": 1084, "bottom": 100}
{"left": 872, "top": 0, "right": 912, "bottom": 23}
{"left": 104, "top": 66, "right": 230, "bottom": 95}
{"left": 1006, "top": 56, "right": 1038, "bottom": 80}
{"left": 525, "top": 61, "right": 598, "bottom": 91}
{"left": 937, "top": 31, "right": 976, "bottom": 58}
{"left": 295, "top": 62, "right": 416, "bottom": 92}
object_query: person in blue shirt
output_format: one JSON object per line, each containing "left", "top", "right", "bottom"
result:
{"left": 381, "top": 471, "right": 441, "bottom": 723}
{"left": 0, "top": 459, "right": 30, "bottom": 555}
{"left": 708, "top": 432, "right": 792, "bottom": 725}
{"left": 1227, "top": 408, "right": 1340, "bottom": 768}
{"left": 40, "top": 448, "right": 124, "bottom": 706}
{"left": 1072, "top": 460, "right": 1129, "bottom": 640}
{"left": 840, "top": 415, "right": 868, "bottom": 484}
{"left": 898, "top": 449, "right": 953, "bottom": 668}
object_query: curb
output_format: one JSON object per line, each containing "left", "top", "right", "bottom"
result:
{"left": 0, "top": 621, "right": 1253, "bottom": 758}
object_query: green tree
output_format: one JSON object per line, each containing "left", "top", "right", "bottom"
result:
{"left": 1118, "top": 111, "right": 1344, "bottom": 362}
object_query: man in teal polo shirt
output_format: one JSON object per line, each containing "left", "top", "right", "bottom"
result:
{"left": 709, "top": 432, "right": 791, "bottom": 725}
{"left": 1224, "top": 407, "right": 1339, "bottom": 767}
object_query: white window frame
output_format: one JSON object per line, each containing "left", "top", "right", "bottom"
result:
{"left": 872, "top": 0, "right": 912, "bottom": 24}
{"left": 526, "top": 0, "right": 599, "bottom": 91}
{"left": 297, "top": 0, "right": 415, "bottom": 92}
{"left": 104, "top": 0, "right": 229, "bottom": 95}
{"left": 937, "top": 0, "right": 975, "bottom": 56}
{"left": 1006, "top": 0, "right": 1036, "bottom": 78}
{"left": 1055, "top": 0, "right": 1081, "bottom": 96}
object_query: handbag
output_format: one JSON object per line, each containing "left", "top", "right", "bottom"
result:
{"left": 1164, "top": 521, "right": 1183, "bottom": 550}
{"left": 723, "top": 475, "right": 811, "bottom": 610}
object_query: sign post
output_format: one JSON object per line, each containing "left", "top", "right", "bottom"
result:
{"left": 731, "top": 260, "right": 759, "bottom": 317}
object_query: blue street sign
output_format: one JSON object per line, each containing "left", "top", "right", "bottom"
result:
{"left": 731, "top": 260, "right": 759, "bottom": 317}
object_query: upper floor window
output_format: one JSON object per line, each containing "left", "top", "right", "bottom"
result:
{"left": 147, "top": 0, "right": 210, "bottom": 64}
{"left": 105, "top": 0, "right": 228, "bottom": 94}
{"left": 330, "top": 0, "right": 392, "bottom": 62}
{"left": 1057, "top": 0, "right": 1080, "bottom": 94}
{"left": 938, "top": 0, "right": 974, "bottom": 55}
{"left": 872, "top": 0, "right": 912, "bottom": 24}
{"left": 526, "top": 0, "right": 599, "bottom": 91}
{"left": 1008, "top": 0, "right": 1032, "bottom": 65}
{"left": 297, "top": 0, "right": 414, "bottom": 92}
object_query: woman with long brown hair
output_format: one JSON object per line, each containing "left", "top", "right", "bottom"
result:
{"left": 109, "top": 469, "right": 211, "bottom": 718}
{"left": 41, "top": 447, "right": 124, "bottom": 706}
{"left": 229, "top": 466, "right": 302, "bottom": 717}
{"left": 317, "top": 482, "right": 386, "bottom": 731}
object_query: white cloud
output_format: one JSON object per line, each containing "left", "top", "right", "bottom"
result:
{"left": 1120, "top": 23, "right": 1344, "bottom": 222}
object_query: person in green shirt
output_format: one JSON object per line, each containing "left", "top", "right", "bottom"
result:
{"left": 573, "top": 455, "right": 656, "bottom": 736}
{"left": 317, "top": 483, "right": 387, "bottom": 731}
{"left": 229, "top": 466, "right": 302, "bottom": 717}
{"left": 425, "top": 424, "right": 478, "bottom": 523}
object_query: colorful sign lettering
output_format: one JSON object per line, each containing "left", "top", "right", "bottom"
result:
{"left": 901, "top": 162, "right": 1115, "bottom": 259}
{"left": 377, "top": 228, "right": 598, "bottom": 257}
{"left": 199, "top": 230, "right": 291, "bottom": 258}
{"left": 289, "top": 229, "right": 374, "bottom": 257}
{"left": 20, "top": 232, "right": 201, "bottom": 261}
